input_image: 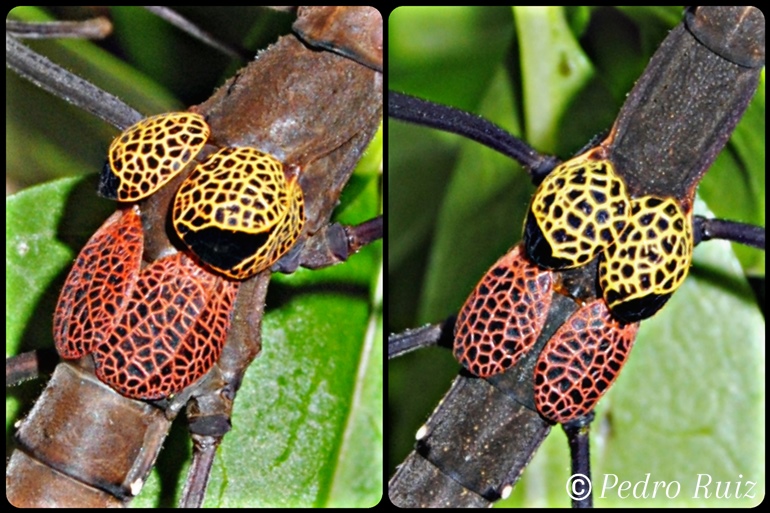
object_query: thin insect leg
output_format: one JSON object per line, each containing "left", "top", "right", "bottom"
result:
{"left": 693, "top": 216, "right": 765, "bottom": 249}
{"left": 6, "top": 34, "right": 141, "bottom": 130}
{"left": 389, "top": 91, "right": 559, "bottom": 181}
{"left": 345, "top": 215, "right": 383, "bottom": 253}
{"left": 388, "top": 316, "right": 455, "bottom": 359}
{"left": 563, "top": 414, "right": 594, "bottom": 509}
{"left": 5, "top": 350, "right": 58, "bottom": 386}
{"left": 277, "top": 216, "right": 383, "bottom": 272}
{"left": 6, "top": 17, "right": 112, "bottom": 39}
{"left": 180, "top": 434, "right": 221, "bottom": 508}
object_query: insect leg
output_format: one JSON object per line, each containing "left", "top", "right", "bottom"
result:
{"left": 693, "top": 217, "right": 765, "bottom": 250}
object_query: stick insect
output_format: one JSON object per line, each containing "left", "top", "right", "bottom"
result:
{"left": 389, "top": 6, "right": 764, "bottom": 507}
{"left": 7, "top": 6, "right": 382, "bottom": 507}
